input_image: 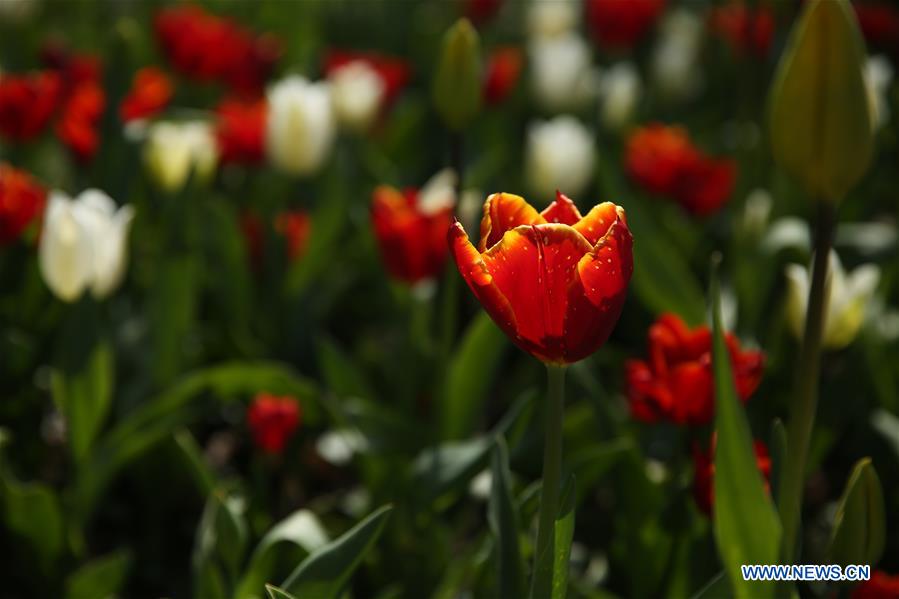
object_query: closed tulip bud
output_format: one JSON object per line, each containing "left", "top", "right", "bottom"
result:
{"left": 768, "top": 0, "right": 873, "bottom": 202}
{"left": 527, "top": 0, "right": 578, "bottom": 40}
{"left": 143, "top": 121, "right": 218, "bottom": 193}
{"left": 328, "top": 60, "right": 385, "bottom": 133}
{"left": 266, "top": 75, "right": 336, "bottom": 176}
{"left": 785, "top": 250, "right": 880, "bottom": 350}
{"left": 526, "top": 116, "right": 596, "bottom": 200}
{"left": 432, "top": 19, "right": 482, "bottom": 131}
{"left": 599, "top": 62, "right": 642, "bottom": 131}
{"left": 529, "top": 33, "right": 600, "bottom": 112}
{"left": 39, "top": 189, "right": 135, "bottom": 302}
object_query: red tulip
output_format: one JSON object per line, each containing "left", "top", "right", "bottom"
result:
{"left": 626, "top": 313, "right": 764, "bottom": 426}
{"left": 693, "top": 437, "right": 771, "bottom": 515}
{"left": 214, "top": 97, "right": 267, "bottom": 165}
{"left": 372, "top": 180, "right": 455, "bottom": 285}
{"left": 323, "top": 50, "right": 411, "bottom": 108}
{"left": 483, "top": 46, "right": 523, "bottom": 106}
{"left": 56, "top": 82, "right": 105, "bottom": 163}
{"left": 708, "top": 3, "right": 776, "bottom": 58}
{"left": 0, "top": 71, "right": 62, "bottom": 142}
{"left": 450, "top": 191, "right": 633, "bottom": 364}
{"left": 464, "top": 0, "right": 503, "bottom": 24}
{"left": 247, "top": 393, "right": 301, "bottom": 455}
{"left": 155, "top": 5, "right": 281, "bottom": 95}
{"left": 0, "top": 164, "right": 46, "bottom": 246}
{"left": 625, "top": 124, "right": 736, "bottom": 216}
{"left": 853, "top": 571, "right": 899, "bottom": 599}
{"left": 586, "top": 0, "right": 666, "bottom": 50}
{"left": 119, "top": 67, "right": 174, "bottom": 123}
{"left": 854, "top": 2, "right": 899, "bottom": 57}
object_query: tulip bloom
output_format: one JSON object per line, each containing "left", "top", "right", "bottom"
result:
{"left": 0, "top": 164, "right": 46, "bottom": 245}
{"left": 626, "top": 313, "right": 764, "bottom": 425}
{"left": 785, "top": 250, "right": 880, "bottom": 350}
{"left": 708, "top": 4, "right": 775, "bottom": 58}
{"left": 214, "top": 97, "right": 267, "bottom": 165}
{"left": 119, "top": 67, "right": 173, "bottom": 123}
{"left": 265, "top": 76, "right": 336, "bottom": 177}
{"left": 483, "top": 46, "right": 523, "bottom": 105}
{"left": 854, "top": 2, "right": 899, "bottom": 58}
{"left": 323, "top": 50, "right": 410, "bottom": 109}
{"left": 0, "top": 71, "right": 61, "bottom": 142}
{"left": 852, "top": 571, "right": 899, "bottom": 599}
{"left": 526, "top": 117, "right": 596, "bottom": 200}
{"left": 693, "top": 438, "right": 771, "bottom": 515}
{"left": 625, "top": 123, "right": 736, "bottom": 216}
{"left": 247, "top": 393, "right": 301, "bottom": 455}
{"left": 143, "top": 121, "right": 219, "bottom": 193}
{"left": 372, "top": 170, "right": 457, "bottom": 285}
{"left": 586, "top": 0, "right": 666, "bottom": 50}
{"left": 450, "top": 191, "right": 633, "bottom": 364}
{"left": 56, "top": 81, "right": 105, "bottom": 163}
{"left": 39, "top": 189, "right": 135, "bottom": 302}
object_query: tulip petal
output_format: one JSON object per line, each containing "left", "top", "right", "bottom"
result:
{"left": 480, "top": 223, "right": 594, "bottom": 362}
{"left": 478, "top": 192, "right": 543, "bottom": 252}
{"left": 540, "top": 191, "right": 582, "bottom": 225}
{"left": 573, "top": 201, "right": 620, "bottom": 245}
{"left": 449, "top": 220, "right": 518, "bottom": 338}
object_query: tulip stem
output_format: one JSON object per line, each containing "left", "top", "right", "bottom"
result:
{"left": 778, "top": 201, "right": 835, "bottom": 564}
{"left": 530, "top": 363, "right": 567, "bottom": 598}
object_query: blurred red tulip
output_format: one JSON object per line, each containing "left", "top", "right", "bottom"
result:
{"left": 626, "top": 313, "right": 764, "bottom": 426}
{"left": 625, "top": 124, "right": 736, "bottom": 216}
{"left": 0, "top": 71, "right": 62, "bottom": 142}
{"left": 693, "top": 437, "right": 771, "bottom": 515}
{"left": 372, "top": 184, "right": 454, "bottom": 285}
{"left": 586, "top": 0, "right": 666, "bottom": 50}
{"left": 464, "top": 0, "right": 503, "bottom": 24}
{"left": 323, "top": 50, "right": 411, "bottom": 108}
{"left": 56, "top": 82, "right": 105, "bottom": 162}
{"left": 215, "top": 97, "right": 267, "bottom": 165}
{"left": 855, "top": 2, "right": 899, "bottom": 57}
{"left": 853, "top": 571, "right": 899, "bottom": 599}
{"left": 247, "top": 393, "right": 301, "bottom": 455}
{"left": 155, "top": 5, "right": 282, "bottom": 95}
{"left": 450, "top": 191, "right": 633, "bottom": 364}
{"left": 241, "top": 209, "right": 311, "bottom": 269}
{"left": 0, "top": 164, "right": 46, "bottom": 245}
{"left": 483, "top": 46, "right": 523, "bottom": 105}
{"left": 119, "top": 67, "right": 174, "bottom": 123}
{"left": 709, "top": 3, "right": 776, "bottom": 58}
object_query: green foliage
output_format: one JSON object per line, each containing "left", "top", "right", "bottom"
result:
{"left": 488, "top": 438, "right": 524, "bottom": 599}
{"left": 551, "top": 476, "right": 576, "bottom": 599}
{"left": 65, "top": 551, "right": 132, "bottom": 599}
{"left": 828, "top": 458, "right": 885, "bottom": 567}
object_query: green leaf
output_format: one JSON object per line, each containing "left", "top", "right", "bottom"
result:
{"left": 192, "top": 490, "right": 248, "bottom": 599}
{"left": 173, "top": 429, "right": 216, "bottom": 497}
{"left": 0, "top": 476, "right": 63, "bottom": 574}
{"left": 768, "top": 0, "right": 873, "bottom": 202}
{"left": 710, "top": 268, "right": 781, "bottom": 599}
{"left": 282, "top": 505, "right": 393, "bottom": 599}
{"left": 65, "top": 550, "right": 132, "bottom": 599}
{"left": 432, "top": 18, "right": 482, "bottom": 131}
{"left": 412, "top": 436, "right": 494, "bottom": 502}
{"left": 828, "top": 458, "right": 885, "bottom": 567}
{"left": 285, "top": 178, "right": 347, "bottom": 297}
{"left": 769, "top": 419, "right": 787, "bottom": 503}
{"left": 317, "top": 337, "right": 376, "bottom": 400}
{"left": 150, "top": 254, "right": 200, "bottom": 384}
{"left": 74, "top": 362, "right": 317, "bottom": 525}
{"left": 691, "top": 572, "right": 730, "bottom": 599}
{"left": 265, "top": 585, "right": 297, "bottom": 599}
{"left": 441, "top": 312, "right": 507, "bottom": 439}
{"left": 870, "top": 409, "right": 899, "bottom": 459}
{"left": 53, "top": 340, "right": 113, "bottom": 465}
{"left": 552, "top": 475, "right": 576, "bottom": 599}
{"left": 489, "top": 438, "right": 524, "bottom": 599}
{"left": 235, "top": 509, "right": 330, "bottom": 599}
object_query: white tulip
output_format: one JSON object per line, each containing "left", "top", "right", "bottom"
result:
{"left": 865, "top": 55, "right": 893, "bottom": 131}
{"left": 143, "top": 121, "right": 218, "bottom": 193}
{"left": 652, "top": 9, "right": 704, "bottom": 102}
{"left": 39, "top": 190, "right": 135, "bottom": 302}
{"left": 529, "top": 33, "right": 600, "bottom": 112}
{"left": 526, "top": 116, "right": 596, "bottom": 201}
{"left": 416, "top": 168, "right": 457, "bottom": 215}
{"left": 740, "top": 188, "right": 773, "bottom": 238}
{"left": 266, "top": 75, "right": 336, "bottom": 176}
{"left": 328, "top": 61, "right": 385, "bottom": 133}
{"left": 598, "top": 62, "right": 642, "bottom": 131}
{"left": 0, "top": 0, "right": 37, "bottom": 22}
{"left": 785, "top": 250, "right": 881, "bottom": 350}
{"left": 527, "top": 0, "right": 578, "bottom": 40}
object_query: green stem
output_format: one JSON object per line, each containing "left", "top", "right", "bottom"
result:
{"left": 530, "top": 364, "right": 567, "bottom": 598}
{"left": 777, "top": 201, "right": 836, "bottom": 563}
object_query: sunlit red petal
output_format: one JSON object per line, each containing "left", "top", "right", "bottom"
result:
{"left": 540, "top": 191, "right": 582, "bottom": 226}
{"left": 478, "top": 192, "right": 543, "bottom": 252}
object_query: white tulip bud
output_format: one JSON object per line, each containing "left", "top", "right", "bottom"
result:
{"left": 599, "top": 62, "right": 642, "bottom": 131}
{"left": 266, "top": 75, "right": 337, "bottom": 176}
{"left": 529, "top": 33, "right": 600, "bottom": 112}
{"left": 143, "top": 121, "right": 218, "bottom": 193}
{"left": 526, "top": 116, "right": 596, "bottom": 201}
{"left": 329, "top": 61, "right": 385, "bottom": 133}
